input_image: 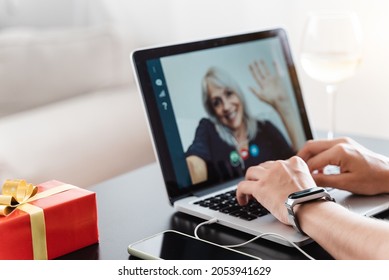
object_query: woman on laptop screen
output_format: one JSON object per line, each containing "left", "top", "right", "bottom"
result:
{"left": 186, "top": 61, "right": 301, "bottom": 184}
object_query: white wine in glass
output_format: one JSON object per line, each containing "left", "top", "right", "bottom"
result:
{"left": 300, "top": 12, "right": 363, "bottom": 139}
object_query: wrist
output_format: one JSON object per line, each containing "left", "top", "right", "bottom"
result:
{"left": 273, "top": 97, "right": 292, "bottom": 115}
{"left": 296, "top": 199, "right": 341, "bottom": 238}
{"left": 295, "top": 199, "right": 332, "bottom": 233}
{"left": 285, "top": 187, "right": 335, "bottom": 235}
{"left": 380, "top": 166, "right": 389, "bottom": 193}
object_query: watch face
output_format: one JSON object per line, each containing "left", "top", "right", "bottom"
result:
{"left": 289, "top": 187, "right": 324, "bottom": 199}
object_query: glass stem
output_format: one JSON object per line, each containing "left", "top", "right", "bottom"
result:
{"left": 326, "top": 84, "right": 337, "bottom": 139}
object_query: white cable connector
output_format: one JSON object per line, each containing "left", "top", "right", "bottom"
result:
{"left": 194, "top": 217, "right": 218, "bottom": 239}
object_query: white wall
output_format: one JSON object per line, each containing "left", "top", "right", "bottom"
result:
{"left": 0, "top": 0, "right": 110, "bottom": 27}
{"left": 2, "top": 0, "right": 389, "bottom": 139}
{"left": 101, "top": 0, "right": 389, "bottom": 140}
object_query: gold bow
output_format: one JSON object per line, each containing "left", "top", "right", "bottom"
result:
{"left": 0, "top": 179, "right": 38, "bottom": 216}
{"left": 0, "top": 179, "right": 76, "bottom": 259}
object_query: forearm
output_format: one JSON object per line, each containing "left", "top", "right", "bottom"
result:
{"left": 275, "top": 103, "right": 304, "bottom": 151}
{"left": 298, "top": 201, "right": 389, "bottom": 259}
{"left": 186, "top": 155, "right": 207, "bottom": 184}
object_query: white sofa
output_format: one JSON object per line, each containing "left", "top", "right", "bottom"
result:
{"left": 0, "top": 25, "right": 155, "bottom": 188}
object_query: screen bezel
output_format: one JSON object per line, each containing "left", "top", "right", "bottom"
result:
{"left": 132, "top": 28, "right": 313, "bottom": 204}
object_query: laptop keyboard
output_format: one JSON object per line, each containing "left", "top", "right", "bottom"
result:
{"left": 194, "top": 190, "right": 269, "bottom": 221}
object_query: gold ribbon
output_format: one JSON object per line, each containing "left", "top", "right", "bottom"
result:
{"left": 0, "top": 179, "right": 77, "bottom": 259}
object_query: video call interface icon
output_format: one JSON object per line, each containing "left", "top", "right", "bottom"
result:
{"left": 154, "top": 78, "right": 168, "bottom": 110}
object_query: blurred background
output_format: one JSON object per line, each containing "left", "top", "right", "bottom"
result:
{"left": 1, "top": 0, "right": 388, "bottom": 187}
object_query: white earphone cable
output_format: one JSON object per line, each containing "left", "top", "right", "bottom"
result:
{"left": 194, "top": 218, "right": 315, "bottom": 260}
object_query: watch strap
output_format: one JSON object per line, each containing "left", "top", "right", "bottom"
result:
{"left": 285, "top": 188, "right": 335, "bottom": 235}
{"left": 287, "top": 206, "right": 305, "bottom": 234}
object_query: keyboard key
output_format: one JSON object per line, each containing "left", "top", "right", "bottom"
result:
{"left": 239, "top": 213, "right": 258, "bottom": 221}
{"left": 195, "top": 189, "right": 269, "bottom": 220}
{"left": 220, "top": 205, "right": 241, "bottom": 214}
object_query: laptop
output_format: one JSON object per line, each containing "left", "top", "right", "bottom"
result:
{"left": 132, "top": 28, "right": 389, "bottom": 246}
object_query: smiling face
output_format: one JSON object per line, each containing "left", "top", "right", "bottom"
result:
{"left": 207, "top": 83, "right": 244, "bottom": 131}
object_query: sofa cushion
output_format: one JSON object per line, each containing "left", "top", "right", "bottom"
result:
{"left": 0, "top": 25, "right": 133, "bottom": 116}
{"left": 0, "top": 85, "right": 154, "bottom": 188}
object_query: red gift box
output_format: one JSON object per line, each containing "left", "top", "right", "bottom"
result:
{"left": 0, "top": 180, "right": 99, "bottom": 259}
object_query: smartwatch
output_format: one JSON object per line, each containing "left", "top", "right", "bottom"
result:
{"left": 285, "top": 187, "right": 335, "bottom": 235}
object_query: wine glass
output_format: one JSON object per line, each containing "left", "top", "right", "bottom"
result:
{"left": 300, "top": 11, "right": 363, "bottom": 139}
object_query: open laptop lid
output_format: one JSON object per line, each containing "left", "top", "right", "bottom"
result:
{"left": 132, "top": 28, "right": 313, "bottom": 204}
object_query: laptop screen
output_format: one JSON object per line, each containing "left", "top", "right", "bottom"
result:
{"left": 133, "top": 28, "right": 312, "bottom": 203}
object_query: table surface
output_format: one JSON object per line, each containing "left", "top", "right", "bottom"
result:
{"left": 58, "top": 133, "right": 389, "bottom": 260}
